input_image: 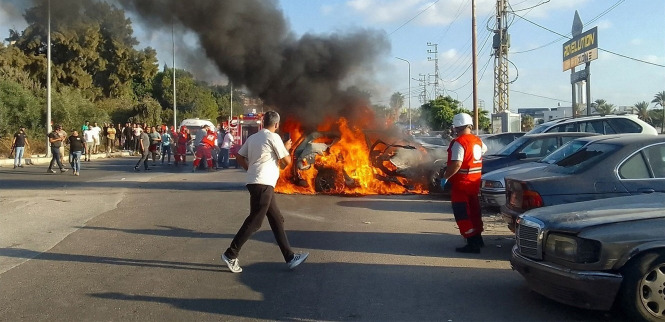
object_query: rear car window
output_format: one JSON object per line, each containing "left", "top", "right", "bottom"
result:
{"left": 619, "top": 153, "right": 650, "bottom": 179}
{"left": 553, "top": 143, "right": 620, "bottom": 174}
{"left": 607, "top": 118, "right": 641, "bottom": 133}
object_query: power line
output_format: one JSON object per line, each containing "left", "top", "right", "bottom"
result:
{"left": 389, "top": 0, "right": 441, "bottom": 36}
{"left": 511, "top": 89, "right": 572, "bottom": 103}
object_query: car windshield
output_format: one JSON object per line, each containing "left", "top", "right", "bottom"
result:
{"left": 538, "top": 139, "right": 590, "bottom": 164}
{"left": 551, "top": 143, "right": 620, "bottom": 173}
{"left": 527, "top": 123, "right": 549, "bottom": 134}
{"left": 491, "top": 135, "right": 530, "bottom": 156}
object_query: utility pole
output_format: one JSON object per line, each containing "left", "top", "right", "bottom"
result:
{"left": 427, "top": 43, "right": 439, "bottom": 99}
{"left": 46, "top": 0, "right": 52, "bottom": 157}
{"left": 492, "top": 0, "right": 510, "bottom": 113}
{"left": 472, "top": 0, "right": 479, "bottom": 133}
{"left": 417, "top": 74, "right": 428, "bottom": 104}
{"left": 172, "top": 22, "right": 177, "bottom": 128}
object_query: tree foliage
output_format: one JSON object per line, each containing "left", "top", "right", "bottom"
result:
{"left": 419, "top": 95, "right": 490, "bottom": 132}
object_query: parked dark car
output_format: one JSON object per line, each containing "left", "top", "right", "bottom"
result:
{"left": 511, "top": 193, "right": 665, "bottom": 321}
{"left": 501, "top": 134, "right": 665, "bottom": 229}
{"left": 482, "top": 132, "right": 596, "bottom": 174}
{"left": 480, "top": 136, "right": 594, "bottom": 210}
{"left": 479, "top": 132, "right": 525, "bottom": 155}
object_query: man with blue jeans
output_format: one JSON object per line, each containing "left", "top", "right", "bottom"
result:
{"left": 11, "top": 126, "right": 29, "bottom": 169}
{"left": 67, "top": 130, "right": 85, "bottom": 176}
{"left": 47, "top": 125, "right": 68, "bottom": 174}
{"left": 218, "top": 128, "right": 233, "bottom": 168}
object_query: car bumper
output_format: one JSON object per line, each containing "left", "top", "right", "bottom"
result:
{"left": 480, "top": 189, "right": 505, "bottom": 207}
{"left": 500, "top": 205, "right": 523, "bottom": 232}
{"left": 510, "top": 246, "right": 622, "bottom": 311}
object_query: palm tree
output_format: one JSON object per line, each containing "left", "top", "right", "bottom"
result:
{"left": 593, "top": 99, "right": 615, "bottom": 115}
{"left": 652, "top": 91, "right": 665, "bottom": 133}
{"left": 634, "top": 101, "right": 651, "bottom": 124}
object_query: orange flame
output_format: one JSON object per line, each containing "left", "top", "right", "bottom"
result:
{"left": 276, "top": 116, "right": 429, "bottom": 195}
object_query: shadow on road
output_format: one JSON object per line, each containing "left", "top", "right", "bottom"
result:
{"left": 0, "top": 247, "right": 225, "bottom": 272}
{"left": 88, "top": 262, "right": 625, "bottom": 321}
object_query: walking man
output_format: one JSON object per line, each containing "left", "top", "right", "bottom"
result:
{"left": 11, "top": 126, "right": 30, "bottom": 169}
{"left": 222, "top": 111, "right": 308, "bottom": 273}
{"left": 440, "top": 113, "right": 487, "bottom": 253}
{"left": 67, "top": 129, "right": 85, "bottom": 176}
{"left": 161, "top": 127, "right": 173, "bottom": 165}
{"left": 83, "top": 126, "right": 95, "bottom": 162}
{"left": 47, "top": 125, "right": 68, "bottom": 174}
{"left": 134, "top": 127, "right": 151, "bottom": 171}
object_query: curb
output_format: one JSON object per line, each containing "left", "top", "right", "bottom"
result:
{"left": 1, "top": 151, "right": 133, "bottom": 167}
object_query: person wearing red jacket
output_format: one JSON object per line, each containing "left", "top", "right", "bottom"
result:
{"left": 440, "top": 113, "right": 487, "bottom": 253}
{"left": 174, "top": 126, "right": 191, "bottom": 166}
{"left": 192, "top": 124, "right": 216, "bottom": 171}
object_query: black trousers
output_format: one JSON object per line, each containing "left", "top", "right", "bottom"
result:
{"left": 225, "top": 184, "right": 294, "bottom": 262}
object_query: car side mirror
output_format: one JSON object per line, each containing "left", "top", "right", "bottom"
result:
{"left": 516, "top": 152, "right": 527, "bottom": 160}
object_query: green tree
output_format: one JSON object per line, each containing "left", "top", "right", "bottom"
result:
{"left": 634, "top": 101, "right": 651, "bottom": 124}
{"left": 130, "top": 97, "right": 162, "bottom": 126}
{"left": 521, "top": 114, "right": 535, "bottom": 132}
{"left": 389, "top": 92, "right": 404, "bottom": 121}
{"left": 592, "top": 99, "right": 615, "bottom": 115}
{"left": 652, "top": 91, "right": 665, "bottom": 133}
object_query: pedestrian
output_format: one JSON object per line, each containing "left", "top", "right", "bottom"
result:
{"left": 174, "top": 126, "right": 191, "bottom": 166}
{"left": 47, "top": 125, "right": 68, "bottom": 174}
{"left": 57, "top": 126, "right": 67, "bottom": 164}
{"left": 67, "top": 129, "right": 85, "bottom": 176}
{"left": 83, "top": 126, "right": 95, "bottom": 162}
{"left": 132, "top": 124, "right": 143, "bottom": 155}
{"left": 11, "top": 126, "right": 30, "bottom": 169}
{"left": 439, "top": 113, "right": 487, "bottom": 253}
{"left": 218, "top": 127, "right": 234, "bottom": 169}
{"left": 134, "top": 127, "right": 151, "bottom": 171}
{"left": 116, "top": 123, "right": 123, "bottom": 150}
{"left": 161, "top": 127, "right": 173, "bottom": 165}
{"left": 221, "top": 111, "right": 308, "bottom": 273}
{"left": 123, "top": 122, "right": 133, "bottom": 151}
{"left": 82, "top": 120, "right": 90, "bottom": 132}
{"left": 149, "top": 126, "right": 162, "bottom": 165}
{"left": 91, "top": 122, "right": 102, "bottom": 154}
{"left": 106, "top": 123, "right": 117, "bottom": 155}
{"left": 192, "top": 124, "right": 216, "bottom": 172}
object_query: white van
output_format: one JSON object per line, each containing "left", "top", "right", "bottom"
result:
{"left": 179, "top": 118, "right": 216, "bottom": 154}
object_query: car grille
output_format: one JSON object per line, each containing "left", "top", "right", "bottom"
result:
{"left": 516, "top": 216, "right": 544, "bottom": 260}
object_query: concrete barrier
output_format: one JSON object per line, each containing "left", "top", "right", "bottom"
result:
{"left": 0, "top": 151, "right": 133, "bottom": 167}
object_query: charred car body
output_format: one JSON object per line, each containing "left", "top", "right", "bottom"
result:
{"left": 286, "top": 130, "right": 446, "bottom": 194}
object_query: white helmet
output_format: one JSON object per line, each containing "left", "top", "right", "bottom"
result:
{"left": 452, "top": 113, "right": 473, "bottom": 128}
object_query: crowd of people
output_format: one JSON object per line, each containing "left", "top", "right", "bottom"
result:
{"left": 10, "top": 120, "right": 235, "bottom": 176}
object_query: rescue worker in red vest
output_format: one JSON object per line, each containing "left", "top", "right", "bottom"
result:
{"left": 440, "top": 113, "right": 487, "bottom": 253}
{"left": 174, "top": 126, "right": 191, "bottom": 167}
{"left": 193, "top": 124, "right": 217, "bottom": 172}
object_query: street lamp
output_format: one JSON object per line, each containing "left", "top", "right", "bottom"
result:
{"left": 46, "top": 0, "right": 52, "bottom": 157}
{"left": 395, "top": 57, "right": 411, "bottom": 132}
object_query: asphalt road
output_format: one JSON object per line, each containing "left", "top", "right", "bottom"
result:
{"left": 0, "top": 157, "right": 626, "bottom": 321}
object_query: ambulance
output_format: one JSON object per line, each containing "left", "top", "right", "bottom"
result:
{"left": 221, "top": 113, "right": 263, "bottom": 167}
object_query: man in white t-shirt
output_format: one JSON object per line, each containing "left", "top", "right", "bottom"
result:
{"left": 90, "top": 122, "right": 102, "bottom": 154}
{"left": 217, "top": 127, "right": 234, "bottom": 169}
{"left": 221, "top": 111, "right": 308, "bottom": 273}
{"left": 83, "top": 127, "right": 95, "bottom": 161}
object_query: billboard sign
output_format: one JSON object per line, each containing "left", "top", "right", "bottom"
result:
{"left": 562, "top": 27, "right": 598, "bottom": 71}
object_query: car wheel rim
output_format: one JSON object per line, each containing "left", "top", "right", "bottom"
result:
{"left": 640, "top": 262, "right": 665, "bottom": 318}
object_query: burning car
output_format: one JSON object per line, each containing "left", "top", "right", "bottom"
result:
{"left": 275, "top": 118, "right": 445, "bottom": 195}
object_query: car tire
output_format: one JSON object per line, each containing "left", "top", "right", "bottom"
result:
{"left": 619, "top": 250, "right": 665, "bottom": 321}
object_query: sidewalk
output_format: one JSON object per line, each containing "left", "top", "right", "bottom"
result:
{"left": 0, "top": 150, "right": 133, "bottom": 167}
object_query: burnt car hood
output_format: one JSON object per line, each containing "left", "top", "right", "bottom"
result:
{"left": 520, "top": 193, "right": 665, "bottom": 232}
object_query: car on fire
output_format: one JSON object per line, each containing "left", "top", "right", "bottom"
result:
{"left": 512, "top": 193, "right": 665, "bottom": 321}
{"left": 286, "top": 130, "right": 444, "bottom": 194}
{"left": 501, "top": 134, "right": 665, "bottom": 230}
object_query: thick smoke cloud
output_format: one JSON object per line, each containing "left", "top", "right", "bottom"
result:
{"left": 115, "top": 0, "right": 391, "bottom": 128}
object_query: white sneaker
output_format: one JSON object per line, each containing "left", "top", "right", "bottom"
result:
{"left": 287, "top": 252, "right": 309, "bottom": 270}
{"left": 222, "top": 254, "right": 242, "bottom": 273}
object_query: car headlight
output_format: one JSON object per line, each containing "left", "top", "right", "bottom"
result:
{"left": 482, "top": 180, "right": 503, "bottom": 189}
{"left": 545, "top": 233, "right": 600, "bottom": 263}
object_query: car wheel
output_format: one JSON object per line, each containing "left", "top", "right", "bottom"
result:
{"left": 314, "top": 168, "right": 341, "bottom": 193}
{"left": 619, "top": 250, "right": 665, "bottom": 321}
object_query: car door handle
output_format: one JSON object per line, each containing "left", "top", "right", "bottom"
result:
{"left": 638, "top": 188, "right": 655, "bottom": 193}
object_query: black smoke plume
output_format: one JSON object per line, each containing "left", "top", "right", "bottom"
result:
{"left": 116, "top": 0, "right": 390, "bottom": 128}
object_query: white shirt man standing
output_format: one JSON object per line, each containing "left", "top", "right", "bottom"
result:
{"left": 221, "top": 111, "right": 308, "bottom": 273}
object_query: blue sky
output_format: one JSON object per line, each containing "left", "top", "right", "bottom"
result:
{"left": 2, "top": 0, "right": 664, "bottom": 112}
